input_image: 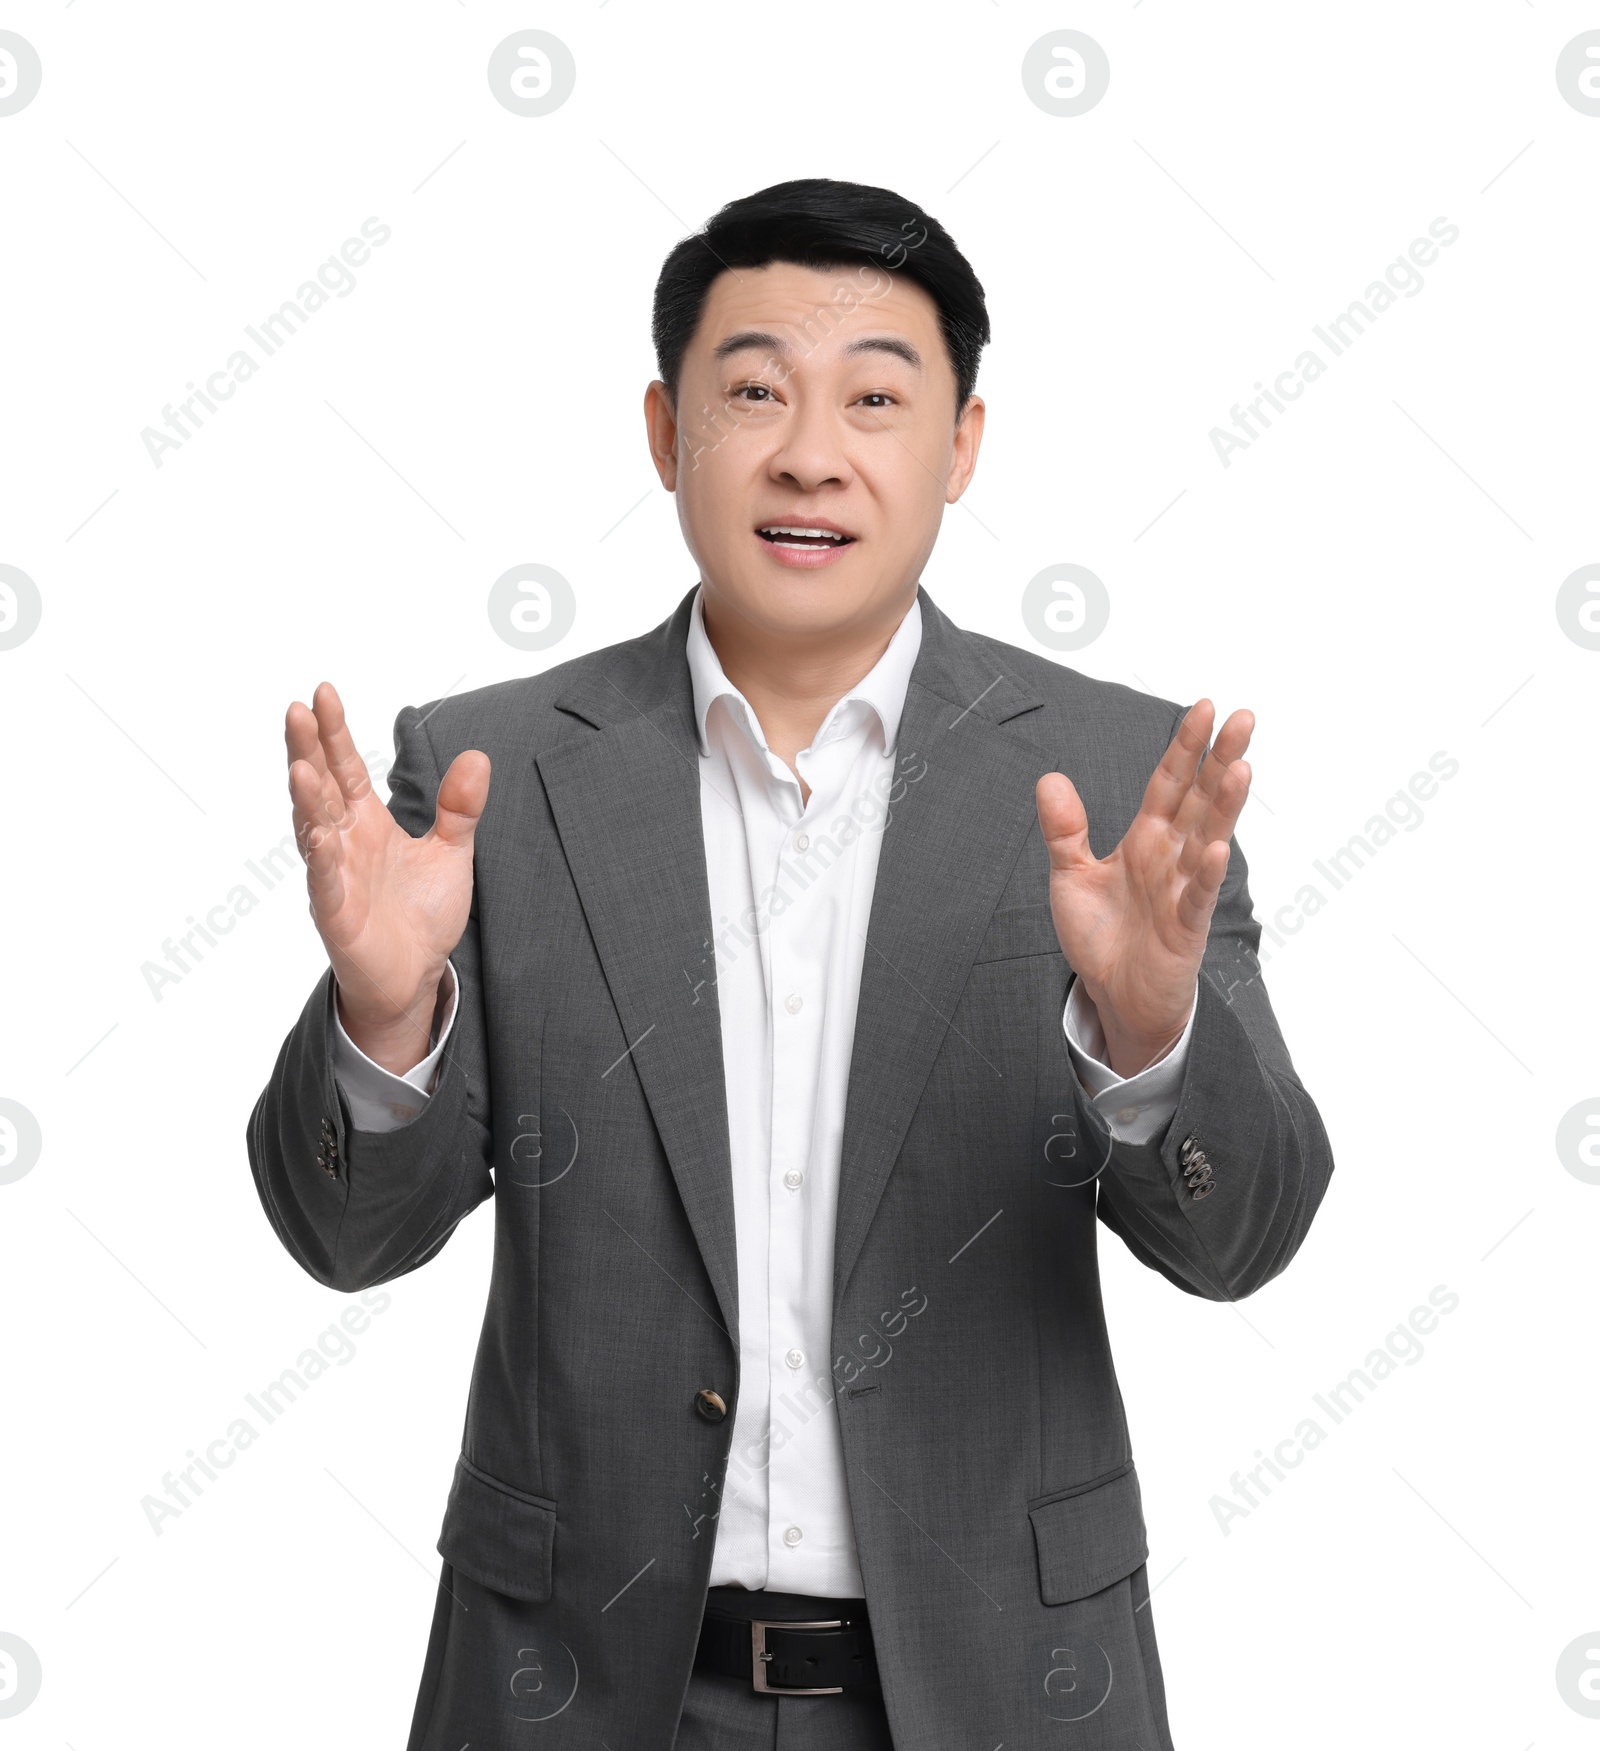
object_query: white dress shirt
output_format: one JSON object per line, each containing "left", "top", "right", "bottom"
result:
{"left": 332, "top": 588, "right": 1196, "bottom": 1597}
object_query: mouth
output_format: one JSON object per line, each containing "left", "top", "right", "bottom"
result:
{"left": 753, "top": 520, "right": 858, "bottom": 569}
{"left": 754, "top": 522, "right": 858, "bottom": 551}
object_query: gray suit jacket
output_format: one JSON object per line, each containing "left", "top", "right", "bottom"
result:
{"left": 247, "top": 585, "right": 1334, "bottom": 1748}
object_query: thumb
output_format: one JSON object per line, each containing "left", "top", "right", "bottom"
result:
{"left": 1036, "top": 772, "right": 1093, "bottom": 873}
{"left": 431, "top": 749, "right": 491, "bottom": 849}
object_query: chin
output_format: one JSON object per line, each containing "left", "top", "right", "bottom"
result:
{"left": 737, "top": 572, "right": 879, "bottom": 634}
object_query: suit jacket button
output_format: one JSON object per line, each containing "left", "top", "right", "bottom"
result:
{"left": 695, "top": 1389, "right": 727, "bottom": 1423}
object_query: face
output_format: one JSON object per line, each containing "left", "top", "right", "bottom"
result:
{"left": 644, "top": 261, "right": 984, "bottom": 649}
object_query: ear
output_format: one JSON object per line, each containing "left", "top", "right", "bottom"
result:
{"left": 945, "top": 394, "right": 986, "bottom": 502}
{"left": 643, "top": 379, "right": 679, "bottom": 492}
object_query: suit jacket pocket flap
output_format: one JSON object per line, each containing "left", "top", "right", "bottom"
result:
{"left": 1029, "top": 1462, "right": 1148, "bottom": 1605}
{"left": 437, "top": 1454, "right": 556, "bottom": 1602}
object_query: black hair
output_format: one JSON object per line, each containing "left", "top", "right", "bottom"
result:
{"left": 651, "top": 177, "right": 990, "bottom": 419}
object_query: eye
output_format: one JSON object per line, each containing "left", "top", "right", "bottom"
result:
{"left": 857, "top": 392, "right": 895, "bottom": 409}
{"left": 731, "top": 382, "right": 775, "bottom": 403}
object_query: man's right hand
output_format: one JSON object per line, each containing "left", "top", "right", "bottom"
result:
{"left": 286, "top": 682, "right": 490, "bottom": 1076}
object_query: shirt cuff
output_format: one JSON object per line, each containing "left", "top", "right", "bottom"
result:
{"left": 1062, "top": 976, "right": 1196, "bottom": 1147}
{"left": 330, "top": 962, "right": 459, "bottom": 1133}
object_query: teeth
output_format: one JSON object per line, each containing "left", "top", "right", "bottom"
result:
{"left": 759, "top": 525, "right": 849, "bottom": 542}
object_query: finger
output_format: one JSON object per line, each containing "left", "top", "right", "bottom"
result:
{"left": 288, "top": 757, "right": 345, "bottom": 873}
{"left": 1139, "top": 700, "right": 1216, "bottom": 824}
{"left": 1191, "top": 740, "right": 1254, "bottom": 842}
{"left": 1176, "top": 758, "right": 1252, "bottom": 882}
{"left": 1175, "top": 837, "right": 1231, "bottom": 936}
{"left": 286, "top": 699, "right": 347, "bottom": 822}
{"left": 1206, "top": 707, "right": 1255, "bottom": 770}
{"left": 311, "top": 681, "right": 375, "bottom": 810}
{"left": 1172, "top": 708, "right": 1254, "bottom": 842}
{"left": 285, "top": 700, "right": 327, "bottom": 776}
{"left": 1035, "top": 772, "right": 1094, "bottom": 872}
{"left": 289, "top": 759, "right": 351, "bottom": 923}
{"left": 429, "top": 750, "right": 492, "bottom": 850}
{"left": 1187, "top": 707, "right": 1254, "bottom": 805}
{"left": 302, "top": 815, "right": 347, "bottom": 919}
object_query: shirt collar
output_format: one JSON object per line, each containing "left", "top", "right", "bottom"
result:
{"left": 685, "top": 584, "right": 923, "bottom": 758}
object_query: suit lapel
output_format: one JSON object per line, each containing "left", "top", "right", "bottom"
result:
{"left": 531, "top": 586, "right": 1056, "bottom": 1341}
{"left": 534, "top": 590, "right": 742, "bottom": 1347}
{"left": 830, "top": 590, "right": 1053, "bottom": 1314}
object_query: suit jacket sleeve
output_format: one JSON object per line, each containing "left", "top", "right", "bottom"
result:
{"left": 244, "top": 703, "right": 495, "bottom": 1293}
{"left": 1085, "top": 721, "right": 1335, "bottom": 1301}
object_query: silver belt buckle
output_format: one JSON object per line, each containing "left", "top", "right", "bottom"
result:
{"left": 750, "top": 1618, "right": 844, "bottom": 1694}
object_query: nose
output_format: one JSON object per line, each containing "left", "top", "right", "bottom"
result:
{"left": 766, "top": 396, "right": 855, "bottom": 495}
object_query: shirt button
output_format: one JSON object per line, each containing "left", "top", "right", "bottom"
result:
{"left": 785, "top": 1348, "right": 805, "bottom": 1370}
{"left": 1115, "top": 1105, "right": 1140, "bottom": 1124}
{"left": 784, "top": 994, "right": 803, "bottom": 1015}
{"left": 783, "top": 1169, "right": 804, "bottom": 1191}
{"left": 794, "top": 831, "right": 810, "bottom": 852}
{"left": 783, "top": 1526, "right": 803, "bottom": 1547}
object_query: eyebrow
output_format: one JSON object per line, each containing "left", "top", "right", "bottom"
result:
{"left": 712, "top": 329, "right": 923, "bottom": 372}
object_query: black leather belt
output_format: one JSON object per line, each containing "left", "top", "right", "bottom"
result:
{"left": 695, "top": 1587, "right": 880, "bottom": 1695}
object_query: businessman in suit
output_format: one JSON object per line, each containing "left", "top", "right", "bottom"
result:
{"left": 249, "top": 178, "right": 1334, "bottom": 1748}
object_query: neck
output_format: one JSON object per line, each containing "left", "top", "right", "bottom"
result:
{"left": 700, "top": 586, "right": 915, "bottom": 782}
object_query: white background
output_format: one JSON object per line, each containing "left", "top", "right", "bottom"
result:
{"left": 2, "top": 2, "right": 1596, "bottom": 1745}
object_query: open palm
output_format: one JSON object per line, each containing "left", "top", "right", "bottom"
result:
{"left": 286, "top": 682, "right": 490, "bottom": 1072}
{"left": 1036, "top": 700, "right": 1254, "bottom": 1076}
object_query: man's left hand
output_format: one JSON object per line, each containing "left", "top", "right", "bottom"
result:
{"left": 1036, "top": 699, "right": 1254, "bottom": 1078}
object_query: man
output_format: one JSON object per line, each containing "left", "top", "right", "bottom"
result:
{"left": 249, "top": 178, "right": 1334, "bottom": 1749}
